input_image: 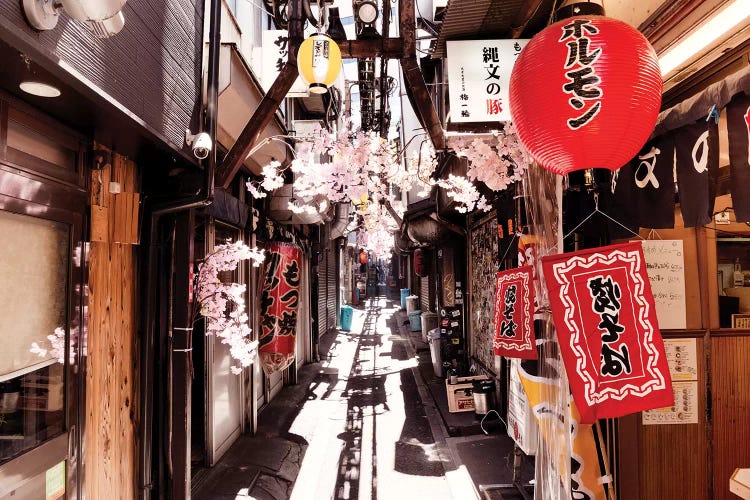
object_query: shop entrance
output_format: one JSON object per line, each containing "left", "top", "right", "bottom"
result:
{"left": 0, "top": 102, "right": 87, "bottom": 498}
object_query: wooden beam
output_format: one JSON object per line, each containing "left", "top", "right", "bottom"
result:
{"left": 510, "top": 0, "right": 547, "bottom": 38}
{"left": 401, "top": 57, "right": 446, "bottom": 150}
{"left": 399, "top": 0, "right": 416, "bottom": 58}
{"left": 339, "top": 38, "right": 403, "bottom": 59}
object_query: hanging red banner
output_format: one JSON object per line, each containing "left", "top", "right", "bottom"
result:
{"left": 541, "top": 241, "right": 673, "bottom": 423}
{"left": 493, "top": 266, "right": 537, "bottom": 359}
{"left": 259, "top": 242, "right": 302, "bottom": 375}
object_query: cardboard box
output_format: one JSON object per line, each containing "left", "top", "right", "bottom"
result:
{"left": 731, "top": 468, "right": 750, "bottom": 499}
{"left": 446, "top": 375, "right": 488, "bottom": 413}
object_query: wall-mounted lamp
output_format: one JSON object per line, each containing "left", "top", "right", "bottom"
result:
{"left": 23, "top": 0, "right": 127, "bottom": 38}
{"left": 297, "top": 33, "right": 342, "bottom": 95}
{"left": 18, "top": 55, "right": 61, "bottom": 98}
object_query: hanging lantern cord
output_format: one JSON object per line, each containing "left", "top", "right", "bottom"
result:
{"left": 317, "top": 0, "right": 324, "bottom": 33}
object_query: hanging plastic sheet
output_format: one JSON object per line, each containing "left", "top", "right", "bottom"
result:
{"left": 517, "top": 364, "right": 609, "bottom": 500}
{"left": 258, "top": 242, "right": 302, "bottom": 375}
{"left": 521, "top": 163, "right": 572, "bottom": 500}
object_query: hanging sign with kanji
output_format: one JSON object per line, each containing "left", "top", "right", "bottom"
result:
{"left": 541, "top": 241, "right": 673, "bottom": 423}
{"left": 262, "top": 30, "right": 309, "bottom": 96}
{"left": 446, "top": 39, "right": 529, "bottom": 123}
{"left": 493, "top": 266, "right": 537, "bottom": 359}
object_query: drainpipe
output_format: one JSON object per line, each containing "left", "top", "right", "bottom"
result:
{"left": 138, "top": 0, "right": 220, "bottom": 496}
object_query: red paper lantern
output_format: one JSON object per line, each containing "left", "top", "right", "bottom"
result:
{"left": 359, "top": 250, "right": 368, "bottom": 265}
{"left": 509, "top": 16, "right": 662, "bottom": 175}
{"left": 414, "top": 248, "right": 429, "bottom": 277}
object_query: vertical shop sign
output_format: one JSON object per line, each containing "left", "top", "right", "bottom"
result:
{"left": 446, "top": 39, "right": 528, "bottom": 123}
{"left": 262, "top": 30, "right": 309, "bottom": 96}
{"left": 542, "top": 241, "right": 673, "bottom": 423}
{"left": 725, "top": 92, "right": 750, "bottom": 222}
{"left": 259, "top": 242, "right": 303, "bottom": 375}
{"left": 493, "top": 266, "right": 537, "bottom": 359}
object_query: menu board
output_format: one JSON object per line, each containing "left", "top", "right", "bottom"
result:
{"left": 638, "top": 240, "right": 687, "bottom": 330}
{"left": 642, "top": 338, "right": 699, "bottom": 425}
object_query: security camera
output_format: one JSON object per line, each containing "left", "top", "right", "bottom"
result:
{"left": 185, "top": 130, "right": 212, "bottom": 160}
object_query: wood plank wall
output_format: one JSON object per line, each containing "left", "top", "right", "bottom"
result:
{"left": 86, "top": 150, "right": 140, "bottom": 499}
{"left": 712, "top": 335, "right": 750, "bottom": 499}
{"left": 617, "top": 195, "right": 750, "bottom": 499}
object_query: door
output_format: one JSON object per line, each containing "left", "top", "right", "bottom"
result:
{"left": 0, "top": 106, "right": 86, "bottom": 498}
{"left": 0, "top": 184, "right": 85, "bottom": 498}
{"left": 206, "top": 222, "right": 245, "bottom": 465}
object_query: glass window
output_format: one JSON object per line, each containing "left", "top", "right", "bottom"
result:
{"left": 0, "top": 211, "right": 69, "bottom": 464}
{"left": 7, "top": 119, "right": 77, "bottom": 171}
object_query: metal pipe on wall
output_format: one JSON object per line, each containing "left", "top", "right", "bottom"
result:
{"left": 138, "top": 0, "right": 220, "bottom": 496}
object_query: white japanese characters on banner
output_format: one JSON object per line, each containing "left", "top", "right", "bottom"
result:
{"left": 446, "top": 39, "right": 529, "bottom": 123}
{"left": 262, "top": 30, "right": 309, "bottom": 96}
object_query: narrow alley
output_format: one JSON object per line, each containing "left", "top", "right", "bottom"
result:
{"left": 192, "top": 297, "right": 526, "bottom": 500}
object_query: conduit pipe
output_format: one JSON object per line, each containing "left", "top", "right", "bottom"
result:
{"left": 138, "top": 0, "right": 220, "bottom": 496}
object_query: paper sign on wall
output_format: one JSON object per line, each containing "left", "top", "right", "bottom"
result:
{"left": 638, "top": 240, "right": 687, "bottom": 330}
{"left": 446, "top": 39, "right": 529, "bottom": 123}
{"left": 642, "top": 338, "right": 699, "bottom": 425}
{"left": 46, "top": 461, "right": 65, "bottom": 500}
{"left": 642, "top": 381, "right": 699, "bottom": 425}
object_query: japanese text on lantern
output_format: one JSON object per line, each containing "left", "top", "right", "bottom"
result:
{"left": 588, "top": 275, "right": 631, "bottom": 377}
{"left": 560, "top": 19, "right": 603, "bottom": 130}
{"left": 500, "top": 284, "right": 518, "bottom": 337}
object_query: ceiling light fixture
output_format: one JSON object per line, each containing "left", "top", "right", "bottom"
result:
{"left": 658, "top": 0, "right": 750, "bottom": 77}
{"left": 18, "top": 55, "right": 61, "bottom": 98}
{"left": 19, "top": 81, "right": 61, "bottom": 98}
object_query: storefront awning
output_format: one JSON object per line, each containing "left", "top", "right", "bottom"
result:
{"left": 217, "top": 44, "right": 290, "bottom": 176}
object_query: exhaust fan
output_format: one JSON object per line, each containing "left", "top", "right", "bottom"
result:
{"left": 23, "top": 0, "right": 127, "bottom": 38}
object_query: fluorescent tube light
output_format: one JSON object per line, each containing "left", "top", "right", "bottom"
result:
{"left": 658, "top": 0, "right": 750, "bottom": 77}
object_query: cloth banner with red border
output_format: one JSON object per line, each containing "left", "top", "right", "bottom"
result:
{"left": 259, "top": 242, "right": 302, "bottom": 375}
{"left": 493, "top": 266, "right": 537, "bottom": 359}
{"left": 541, "top": 241, "right": 673, "bottom": 423}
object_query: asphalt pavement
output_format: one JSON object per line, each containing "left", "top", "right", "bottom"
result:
{"left": 194, "top": 296, "right": 530, "bottom": 499}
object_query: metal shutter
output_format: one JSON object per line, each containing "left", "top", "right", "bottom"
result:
{"left": 420, "top": 275, "right": 430, "bottom": 312}
{"left": 317, "top": 249, "right": 328, "bottom": 338}
{"left": 326, "top": 247, "right": 337, "bottom": 330}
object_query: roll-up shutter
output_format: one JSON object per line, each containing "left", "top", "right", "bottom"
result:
{"left": 317, "top": 248, "right": 328, "bottom": 338}
{"left": 326, "top": 247, "right": 337, "bottom": 330}
{"left": 420, "top": 275, "right": 430, "bottom": 312}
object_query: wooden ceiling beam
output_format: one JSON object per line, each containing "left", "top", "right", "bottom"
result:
{"left": 217, "top": 0, "right": 445, "bottom": 187}
{"left": 510, "top": 0, "right": 548, "bottom": 38}
{"left": 339, "top": 38, "right": 404, "bottom": 59}
{"left": 401, "top": 57, "right": 446, "bottom": 150}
